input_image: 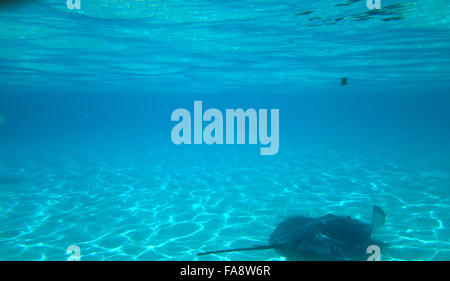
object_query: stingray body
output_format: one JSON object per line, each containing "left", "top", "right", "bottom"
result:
{"left": 198, "top": 206, "right": 385, "bottom": 261}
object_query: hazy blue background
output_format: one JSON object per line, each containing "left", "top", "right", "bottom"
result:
{"left": 0, "top": 0, "right": 449, "bottom": 260}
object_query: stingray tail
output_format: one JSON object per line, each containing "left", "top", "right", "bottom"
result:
{"left": 197, "top": 245, "right": 273, "bottom": 256}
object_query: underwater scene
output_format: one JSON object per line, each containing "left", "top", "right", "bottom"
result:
{"left": 0, "top": 0, "right": 449, "bottom": 261}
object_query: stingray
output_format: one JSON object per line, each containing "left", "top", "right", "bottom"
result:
{"left": 197, "top": 206, "right": 386, "bottom": 261}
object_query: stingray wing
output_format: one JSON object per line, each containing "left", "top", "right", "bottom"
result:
{"left": 270, "top": 215, "right": 373, "bottom": 261}
{"left": 269, "top": 216, "right": 317, "bottom": 246}
{"left": 306, "top": 215, "right": 373, "bottom": 260}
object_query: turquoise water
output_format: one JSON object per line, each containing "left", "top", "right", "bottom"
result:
{"left": 0, "top": 0, "right": 449, "bottom": 261}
